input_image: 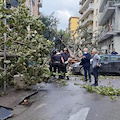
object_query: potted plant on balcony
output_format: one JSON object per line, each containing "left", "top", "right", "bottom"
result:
{"left": 107, "top": 27, "right": 110, "bottom": 32}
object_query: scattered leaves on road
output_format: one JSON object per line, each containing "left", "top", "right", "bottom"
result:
{"left": 74, "top": 82, "right": 81, "bottom": 85}
{"left": 83, "top": 84, "right": 120, "bottom": 100}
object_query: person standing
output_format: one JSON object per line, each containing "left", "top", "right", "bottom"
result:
{"left": 91, "top": 48, "right": 100, "bottom": 86}
{"left": 61, "top": 48, "right": 70, "bottom": 80}
{"left": 78, "top": 48, "right": 83, "bottom": 58}
{"left": 53, "top": 52, "right": 64, "bottom": 79}
{"left": 111, "top": 48, "right": 118, "bottom": 55}
{"left": 82, "top": 48, "right": 91, "bottom": 82}
{"left": 60, "top": 50, "right": 63, "bottom": 54}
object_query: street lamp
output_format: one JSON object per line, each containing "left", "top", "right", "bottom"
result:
{"left": 3, "top": 0, "right": 20, "bottom": 94}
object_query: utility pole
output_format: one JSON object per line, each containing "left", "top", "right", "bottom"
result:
{"left": 4, "top": 0, "right": 7, "bottom": 94}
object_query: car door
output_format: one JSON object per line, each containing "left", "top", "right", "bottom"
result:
{"left": 110, "top": 55, "right": 120, "bottom": 74}
{"left": 99, "top": 55, "right": 110, "bottom": 73}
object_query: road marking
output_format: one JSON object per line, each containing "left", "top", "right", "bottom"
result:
{"left": 34, "top": 103, "right": 47, "bottom": 111}
{"left": 68, "top": 107, "right": 90, "bottom": 120}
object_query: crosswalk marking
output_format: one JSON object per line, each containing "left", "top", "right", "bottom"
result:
{"left": 68, "top": 107, "right": 90, "bottom": 120}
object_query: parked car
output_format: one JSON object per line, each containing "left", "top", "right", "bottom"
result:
{"left": 71, "top": 55, "right": 120, "bottom": 75}
{"left": 71, "top": 62, "right": 84, "bottom": 75}
{"left": 99, "top": 55, "right": 120, "bottom": 74}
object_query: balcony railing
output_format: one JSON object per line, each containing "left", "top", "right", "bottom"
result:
{"left": 99, "top": 0, "right": 107, "bottom": 12}
{"left": 99, "top": 1, "right": 115, "bottom": 26}
{"left": 38, "top": 0, "right": 42, "bottom": 7}
{"left": 79, "top": 3, "right": 94, "bottom": 21}
{"left": 88, "top": 28, "right": 93, "bottom": 33}
{"left": 114, "top": 0, "right": 120, "bottom": 4}
{"left": 81, "top": 15, "right": 93, "bottom": 26}
{"left": 99, "top": 24, "right": 114, "bottom": 41}
{"left": 79, "top": 0, "right": 93, "bottom": 13}
{"left": 100, "top": 0, "right": 120, "bottom": 12}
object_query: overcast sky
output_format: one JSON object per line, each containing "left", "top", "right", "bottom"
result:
{"left": 40, "top": 0, "right": 80, "bottom": 30}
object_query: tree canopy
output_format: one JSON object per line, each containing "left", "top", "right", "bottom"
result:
{"left": 0, "top": 0, "right": 53, "bottom": 87}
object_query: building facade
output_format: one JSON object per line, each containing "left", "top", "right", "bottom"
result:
{"left": 25, "top": 0, "right": 42, "bottom": 16}
{"left": 93, "top": 0, "right": 101, "bottom": 42}
{"left": 68, "top": 17, "right": 79, "bottom": 44}
{"left": 99, "top": 0, "right": 120, "bottom": 54}
{"left": 79, "top": 0, "right": 94, "bottom": 44}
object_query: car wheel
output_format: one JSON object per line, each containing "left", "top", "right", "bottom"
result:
{"left": 80, "top": 67, "right": 84, "bottom": 75}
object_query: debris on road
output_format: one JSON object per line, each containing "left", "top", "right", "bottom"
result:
{"left": 83, "top": 84, "right": 120, "bottom": 100}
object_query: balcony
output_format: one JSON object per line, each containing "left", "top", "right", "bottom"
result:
{"left": 79, "top": 0, "right": 86, "bottom": 5}
{"left": 88, "top": 28, "right": 93, "bottom": 33}
{"left": 79, "top": 3, "right": 94, "bottom": 21}
{"left": 79, "top": 31, "right": 85, "bottom": 37}
{"left": 99, "top": 0, "right": 107, "bottom": 12}
{"left": 99, "top": 24, "right": 114, "bottom": 41}
{"left": 38, "top": 0, "right": 42, "bottom": 7}
{"left": 79, "top": 0, "right": 93, "bottom": 13}
{"left": 99, "top": 1, "right": 115, "bottom": 26}
{"left": 81, "top": 14, "right": 93, "bottom": 27}
{"left": 114, "top": 0, "right": 120, "bottom": 6}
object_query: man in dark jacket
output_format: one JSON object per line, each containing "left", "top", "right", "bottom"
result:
{"left": 53, "top": 52, "right": 64, "bottom": 79}
{"left": 82, "top": 48, "right": 91, "bottom": 82}
{"left": 61, "top": 48, "right": 70, "bottom": 80}
{"left": 111, "top": 48, "right": 118, "bottom": 55}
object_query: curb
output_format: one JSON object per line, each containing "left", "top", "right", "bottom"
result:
{"left": 0, "top": 105, "right": 13, "bottom": 110}
{"left": 18, "top": 90, "right": 38, "bottom": 105}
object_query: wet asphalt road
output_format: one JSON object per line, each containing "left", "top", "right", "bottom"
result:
{"left": 9, "top": 76, "right": 120, "bottom": 120}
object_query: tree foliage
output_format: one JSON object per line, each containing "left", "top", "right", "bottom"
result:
{"left": 0, "top": 1, "right": 53, "bottom": 87}
{"left": 39, "top": 13, "right": 59, "bottom": 41}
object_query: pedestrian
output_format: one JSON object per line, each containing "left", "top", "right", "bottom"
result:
{"left": 77, "top": 48, "right": 83, "bottom": 58}
{"left": 81, "top": 48, "right": 91, "bottom": 82}
{"left": 111, "top": 48, "right": 118, "bottom": 55}
{"left": 53, "top": 52, "right": 64, "bottom": 79}
{"left": 91, "top": 48, "right": 100, "bottom": 86}
{"left": 60, "top": 49, "right": 63, "bottom": 54}
{"left": 61, "top": 48, "right": 70, "bottom": 80}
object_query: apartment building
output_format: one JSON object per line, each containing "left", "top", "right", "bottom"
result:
{"left": 79, "top": 0, "right": 94, "bottom": 43}
{"left": 68, "top": 17, "right": 79, "bottom": 44}
{"left": 93, "top": 0, "right": 101, "bottom": 42}
{"left": 25, "top": 0, "right": 42, "bottom": 16}
{"left": 99, "top": 0, "right": 120, "bottom": 54}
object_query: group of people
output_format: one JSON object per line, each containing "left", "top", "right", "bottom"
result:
{"left": 81, "top": 48, "right": 100, "bottom": 86}
{"left": 49, "top": 47, "right": 100, "bottom": 86}
{"left": 49, "top": 48, "right": 70, "bottom": 80}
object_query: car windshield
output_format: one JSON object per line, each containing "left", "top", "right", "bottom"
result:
{"left": 110, "top": 56, "right": 120, "bottom": 62}
{"left": 100, "top": 56, "right": 109, "bottom": 62}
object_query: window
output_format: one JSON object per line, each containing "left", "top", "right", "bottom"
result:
{"left": 100, "top": 56, "right": 109, "bottom": 62}
{"left": 110, "top": 56, "right": 120, "bottom": 62}
{"left": 32, "top": 0, "right": 35, "bottom": 5}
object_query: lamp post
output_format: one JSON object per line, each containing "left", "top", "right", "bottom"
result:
{"left": 4, "top": 0, "right": 7, "bottom": 94}
{"left": 3, "top": 0, "right": 20, "bottom": 94}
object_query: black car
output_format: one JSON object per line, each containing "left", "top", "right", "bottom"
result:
{"left": 99, "top": 55, "right": 120, "bottom": 74}
{"left": 71, "top": 55, "right": 120, "bottom": 75}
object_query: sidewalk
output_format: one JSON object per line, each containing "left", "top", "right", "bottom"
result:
{"left": 0, "top": 87, "right": 37, "bottom": 108}
{"left": 71, "top": 75, "right": 120, "bottom": 89}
